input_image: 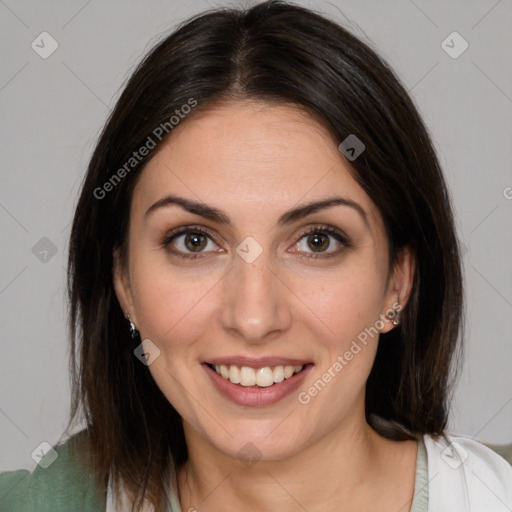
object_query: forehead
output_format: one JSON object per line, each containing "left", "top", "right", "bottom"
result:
{"left": 132, "top": 100, "right": 380, "bottom": 228}
{"left": 157, "top": 100, "right": 341, "bottom": 177}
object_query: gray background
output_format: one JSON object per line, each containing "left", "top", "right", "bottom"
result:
{"left": 1, "top": 0, "right": 511, "bottom": 472}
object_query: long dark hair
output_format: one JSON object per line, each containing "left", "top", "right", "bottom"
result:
{"left": 64, "top": 1, "right": 463, "bottom": 510}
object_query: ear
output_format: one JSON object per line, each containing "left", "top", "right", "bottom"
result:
{"left": 112, "top": 248, "right": 137, "bottom": 324}
{"left": 380, "top": 246, "right": 415, "bottom": 333}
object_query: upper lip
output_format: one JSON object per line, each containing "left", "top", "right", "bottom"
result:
{"left": 204, "top": 356, "right": 312, "bottom": 368}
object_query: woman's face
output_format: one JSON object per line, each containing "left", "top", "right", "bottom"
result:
{"left": 114, "top": 100, "right": 413, "bottom": 462}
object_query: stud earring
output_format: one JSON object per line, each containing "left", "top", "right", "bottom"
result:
{"left": 386, "top": 308, "right": 401, "bottom": 326}
{"left": 126, "top": 313, "right": 139, "bottom": 339}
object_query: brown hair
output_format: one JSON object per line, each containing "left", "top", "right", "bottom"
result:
{"left": 64, "top": 1, "right": 463, "bottom": 509}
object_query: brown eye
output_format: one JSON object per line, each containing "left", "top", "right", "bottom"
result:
{"left": 184, "top": 232, "right": 208, "bottom": 252}
{"left": 290, "top": 226, "right": 349, "bottom": 258}
{"left": 307, "top": 233, "right": 330, "bottom": 252}
{"left": 162, "top": 227, "right": 221, "bottom": 258}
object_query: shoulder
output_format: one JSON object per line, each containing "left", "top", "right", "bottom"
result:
{"left": 423, "top": 432, "right": 512, "bottom": 511}
{"left": 0, "top": 430, "right": 105, "bottom": 512}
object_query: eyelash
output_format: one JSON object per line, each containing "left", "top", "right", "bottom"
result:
{"left": 160, "top": 224, "right": 351, "bottom": 260}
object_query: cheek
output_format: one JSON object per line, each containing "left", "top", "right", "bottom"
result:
{"left": 294, "top": 271, "right": 385, "bottom": 419}
{"left": 297, "top": 265, "right": 387, "bottom": 344}
{"left": 130, "top": 257, "right": 218, "bottom": 346}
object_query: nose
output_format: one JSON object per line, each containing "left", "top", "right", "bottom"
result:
{"left": 219, "top": 250, "right": 293, "bottom": 344}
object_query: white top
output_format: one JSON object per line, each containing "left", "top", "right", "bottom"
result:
{"left": 106, "top": 433, "right": 512, "bottom": 511}
{"left": 424, "top": 432, "right": 512, "bottom": 511}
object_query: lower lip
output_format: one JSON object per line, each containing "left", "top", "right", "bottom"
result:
{"left": 203, "top": 363, "right": 313, "bottom": 407}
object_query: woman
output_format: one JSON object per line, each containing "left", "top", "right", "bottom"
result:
{"left": 1, "top": 1, "right": 511, "bottom": 511}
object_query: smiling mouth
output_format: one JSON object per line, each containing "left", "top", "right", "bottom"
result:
{"left": 206, "top": 362, "right": 311, "bottom": 387}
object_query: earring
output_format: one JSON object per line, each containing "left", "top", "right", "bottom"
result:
{"left": 126, "top": 313, "right": 139, "bottom": 339}
{"left": 386, "top": 308, "right": 401, "bottom": 326}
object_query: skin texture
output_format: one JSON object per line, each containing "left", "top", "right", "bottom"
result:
{"left": 114, "top": 100, "right": 417, "bottom": 511}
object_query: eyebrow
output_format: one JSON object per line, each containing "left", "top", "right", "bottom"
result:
{"left": 144, "top": 194, "right": 368, "bottom": 227}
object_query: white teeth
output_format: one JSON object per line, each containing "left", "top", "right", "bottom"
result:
{"left": 212, "top": 363, "right": 305, "bottom": 387}
{"left": 273, "top": 365, "right": 284, "bottom": 383}
{"left": 228, "top": 365, "right": 240, "bottom": 384}
{"left": 284, "top": 366, "right": 295, "bottom": 379}
{"left": 256, "top": 367, "right": 274, "bottom": 387}
{"left": 220, "top": 364, "right": 229, "bottom": 379}
{"left": 240, "top": 366, "right": 256, "bottom": 386}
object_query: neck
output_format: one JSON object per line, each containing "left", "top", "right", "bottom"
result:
{"left": 177, "top": 412, "right": 410, "bottom": 512}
